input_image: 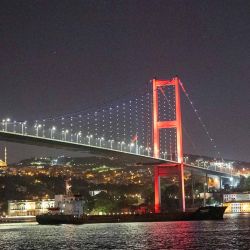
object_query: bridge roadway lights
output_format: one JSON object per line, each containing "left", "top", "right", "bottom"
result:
{"left": 154, "top": 163, "right": 185, "bottom": 213}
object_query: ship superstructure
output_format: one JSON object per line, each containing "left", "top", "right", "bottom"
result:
{"left": 42, "top": 178, "right": 86, "bottom": 218}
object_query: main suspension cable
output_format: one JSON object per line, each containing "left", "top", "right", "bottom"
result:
{"left": 179, "top": 80, "right": 223, "bottom": 160}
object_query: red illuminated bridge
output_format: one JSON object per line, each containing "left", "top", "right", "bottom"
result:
{"left": 0, "top": 76, "right": 239, "bottom": 213}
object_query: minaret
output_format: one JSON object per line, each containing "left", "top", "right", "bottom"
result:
{"left": 4, "top": 147, "right": 7, "bottom": 167}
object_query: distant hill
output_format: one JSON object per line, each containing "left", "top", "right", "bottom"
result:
{"left": 12, "top": 154, "right": 250, "bottom": 170}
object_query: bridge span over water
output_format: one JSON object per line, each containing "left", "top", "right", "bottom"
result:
{"left": 1, "top": 76, "right": 239, "bottom": 212}
{"left": 0, "top": 131, "right": 238, "bottom": 180}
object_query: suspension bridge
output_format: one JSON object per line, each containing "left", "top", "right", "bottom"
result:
{"left": 0, "top": 76, "right": 238, "bottom": 212}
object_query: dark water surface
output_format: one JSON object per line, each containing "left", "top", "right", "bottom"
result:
{"left": 0, "top": 214, "right": 249, "bottom": 250}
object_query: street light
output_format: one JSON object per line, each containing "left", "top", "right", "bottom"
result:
{"left": 1, "top": 120, "right": 4, "bottom": 131}
{"left": 20, "top": 121, "right": 27, "bottom": 135}
{"left": 86, "top": 134, "right": 93, "bottom": 145}
{"left": 13, "top": 120, "right": 17, "bottom": 132}
{"left": 108, "top": 139, "right": 114, "bottom": 149}
{"left": 50, "top": 126, "right": 56, "bottom": 139}
{"left": 121, "top": 141, "right": 125, "bottom": 151}
{"left": 138, "top": 145, "right": 144, "bottom": 155}
{"left": 118, "top": 141, "right": 125, "bottom": 151}
{"left": 42, "top": 124, "right": 46, "bottom": 137}
{"left": 184, "top": 156, "right": 188, "bottom": 163}
{"left": 97, "top": 137, "right": 104, "bottom": 147}
{"left": 129, "top": 143, "right": 134, "bottom": 153}
{"left": 64, "top": 129, "right": 69, "bottom": 141}
{"left": 145, "top": 147, "right": 151, "bottom": 156}
{"left": 76, "top": 131, "right": 82, "bottom": 143}
{"left": 24, "top": 125, "right": 27, "bottom": 135}
{"left": 2, "top": 118, "right": 10, "bottom": 131}
{"left": 6, "top": 118, "right": 10, "bottom": 131}
{"left": 161, "top": 151, "right": 167, "bottom": 159}
{"left": 35, "top": 124, "right": 42, "bottom": 136}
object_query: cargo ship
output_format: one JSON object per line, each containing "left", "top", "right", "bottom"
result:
{"left": 36, "top": 179, "right": 227, "bottom": 225}
{"left": 36, "top": 206, "right": 227, "bottom": 225}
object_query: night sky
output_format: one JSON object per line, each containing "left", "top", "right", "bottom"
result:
{"left": 0, "top": 0, "right": 249, "bottom": 163}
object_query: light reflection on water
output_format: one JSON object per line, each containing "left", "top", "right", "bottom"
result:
{"left": 0, "top": 214, "right": 249, "bottom": 250}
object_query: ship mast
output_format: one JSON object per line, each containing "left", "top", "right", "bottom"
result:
{"left": 65, "top": 178, "right": 72, "bottom": 196}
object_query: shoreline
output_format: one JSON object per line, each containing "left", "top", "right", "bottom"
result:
{"left": 0, "top": 216, "right": 36, "bottom": 223}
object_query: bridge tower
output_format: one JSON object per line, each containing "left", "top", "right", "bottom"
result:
{"left": 152, "top": 76, "right": 185, "bottom": 213}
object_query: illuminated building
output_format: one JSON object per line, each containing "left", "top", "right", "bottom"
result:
{"left": 240, "top": 168, "right": 250, "bottom": 177}
{"left": 8, "top": 199, "right": 55, "bottom": 216}
{"left": 223, "top": 193, "right": 250, "bottom": 213}
{"left": 0, "top": 160, "right": 7, "bottom": 168}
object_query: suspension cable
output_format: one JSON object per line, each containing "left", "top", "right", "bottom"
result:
{"left": 159, "top": 86, "right": 200, "bottom": 157}
{"left": 179, "top": 80, "right": 223, "bottom": 160}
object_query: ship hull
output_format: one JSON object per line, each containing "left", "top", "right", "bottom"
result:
{"left": 36, "top": 206, "right": 227, "bottom": 225}
{"left": 36, "top": 214, "right": 84, "bottom": 225}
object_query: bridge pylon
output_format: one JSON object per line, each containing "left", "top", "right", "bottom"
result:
{"left": 152, "top": 76, "right": 185, "bottom": 213}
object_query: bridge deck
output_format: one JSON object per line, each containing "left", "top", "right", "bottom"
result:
{"left": 0, "top": 131, "right": 237, "bottom": 178}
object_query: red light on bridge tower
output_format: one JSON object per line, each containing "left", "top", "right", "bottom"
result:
{"left": 152, "top": 76, "right": 185, "bottom": 213}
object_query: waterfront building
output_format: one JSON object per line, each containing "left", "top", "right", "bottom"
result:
{"left": 223, "top": 193, "right": 250, "bottom": 213}
{"left": 8, "top": 199, "right": 55, "bottom": 216}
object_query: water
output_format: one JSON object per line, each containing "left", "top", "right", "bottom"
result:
{"left": 0, "top": 214, "right": 249, "bottom": 250}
